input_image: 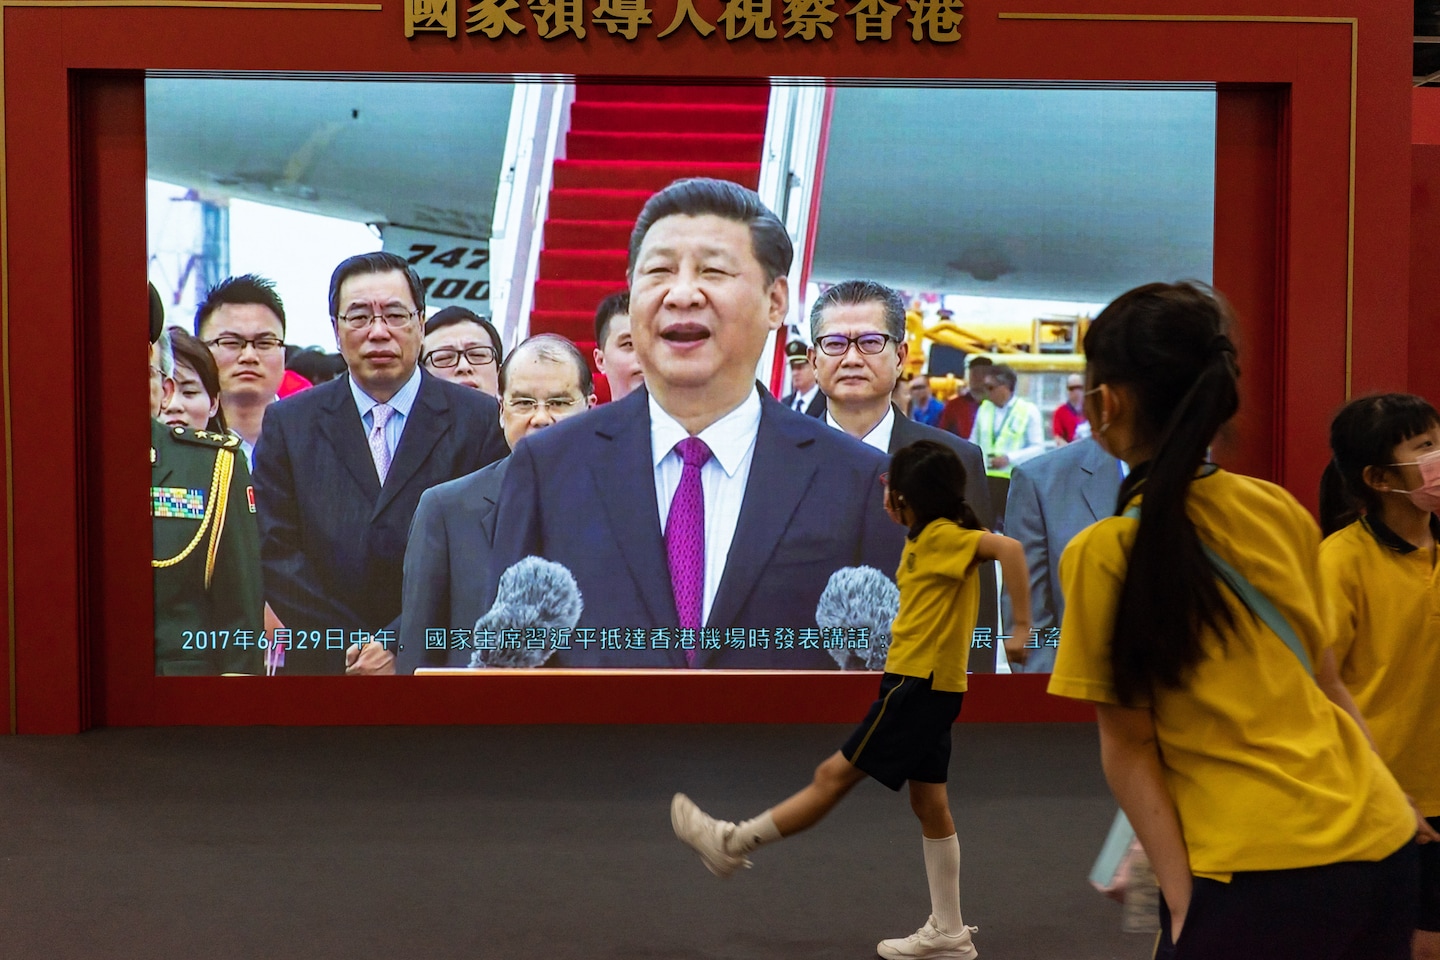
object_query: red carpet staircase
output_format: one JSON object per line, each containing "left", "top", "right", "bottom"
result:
{"left": 529, "top": 82, "right": 771, "bottom": 398}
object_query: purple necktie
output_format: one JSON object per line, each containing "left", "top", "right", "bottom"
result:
{"left": 666, "top": 437, "right": 713, "bottom": 662}
{"left": 368, "top": 403, "right": 395, "bottom": 484}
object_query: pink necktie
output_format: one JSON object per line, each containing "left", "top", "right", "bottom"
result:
{"left": 368, "top": 403, "right": 394, "bottom": 484}
{"left": 666, "top": 437, "right": 712, "bottom": 660}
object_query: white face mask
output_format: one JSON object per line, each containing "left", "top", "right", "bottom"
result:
{"left": 1386, "top": 448, "right": 1440, "bottom": 513}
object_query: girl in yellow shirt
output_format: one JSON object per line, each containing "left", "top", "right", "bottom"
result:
{"left": 1047, "top": 282, "right": 1420, "bottom": 960}
{"left": 671, "top": 439, "right": 1029, "bottom": 960}
{"left": 1319, "top": 393, "right": 1440, "bottom": 960}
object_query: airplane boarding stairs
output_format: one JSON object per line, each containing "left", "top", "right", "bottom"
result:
{"left": 526, "top": 82, "right": 771, "bottom": 400}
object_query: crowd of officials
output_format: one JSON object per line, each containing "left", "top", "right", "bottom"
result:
{"left": 148, "top": 177, "right": 1438, "bottom": 959}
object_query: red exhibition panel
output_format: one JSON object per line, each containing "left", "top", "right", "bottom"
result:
{"left": 0, "top": 0, "right": 1414, "bottom": 731}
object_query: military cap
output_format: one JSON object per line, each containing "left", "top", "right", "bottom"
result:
{"left": 150, "top": 282, "right": 165, "bottom": 345}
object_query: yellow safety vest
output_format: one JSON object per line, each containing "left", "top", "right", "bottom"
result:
{"left": 975, "top": 399, "right": 1034, "bottom": 478}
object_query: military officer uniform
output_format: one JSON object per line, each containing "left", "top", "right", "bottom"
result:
{"left": 152, "top": 417, "right": 265, "bottom": 675}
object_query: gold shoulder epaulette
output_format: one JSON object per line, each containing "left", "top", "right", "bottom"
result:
{"left": 169, "top": 425, "right": 241, "bottom": 450}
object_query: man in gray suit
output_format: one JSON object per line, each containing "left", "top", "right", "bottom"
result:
{"left": 397, "top": 334, "right": 596, "bottom": 673}
{"left": 808, "top": 279, "right": 1000, "bottom": 655}
{"left": 1004, "top": 437, "right": 1123, "bottom": 672}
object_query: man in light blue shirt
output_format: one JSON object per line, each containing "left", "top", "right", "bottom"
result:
{"left": 253, "top": 252, "right": 508, "bottom": 676}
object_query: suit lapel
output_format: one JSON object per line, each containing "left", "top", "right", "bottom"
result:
{"left": 703, "top": 395, "right": 818, "bottom": 643}
{"left": 588, "top": 391, "right": 677, "bottom": 626}
{"left": 1079, "top": 440, "right": 1122, "bottom": 521}
{"left": 317, "top": 377, "right": 382, "bottom": 503}
{"left": 887, "top": 406, "right": 918, "bottom": 453}
{"left": 374, "top": 373, "right": 447, "bottom": 517}
{"left": 478, "top": 459, "right": 508, "bottom": 543}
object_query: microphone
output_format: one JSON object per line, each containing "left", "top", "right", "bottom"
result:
{"left": 816, "top": 566, "right": 898, "bottom": 670}
{"left": 468, "top": 557, "right": 583, "bottom": 668}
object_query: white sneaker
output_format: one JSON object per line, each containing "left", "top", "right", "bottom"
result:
{"left": 670, "top": 793, "right": 753, "bottom": 879}
{"left": 876, "top": 916, "right": 978, "bottom": 960}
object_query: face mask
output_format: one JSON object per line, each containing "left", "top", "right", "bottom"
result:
{"left": 1386, "top": 448, "right": 1440, "bottom": 513}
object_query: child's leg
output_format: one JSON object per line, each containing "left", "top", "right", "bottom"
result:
{"left": 728, "top": 750, "right": 868, "bottom": 858}
{"left": 672, "top": 751, "right": 867, "bottom": 878}
{"left": 769, "top": 750, "right": 869, "bottom": 836}
{"left": 909, "top": 780, "right": 956, "bottom": 838}
{"left": 910, "top": 781, "right": 965, "bottom": 935}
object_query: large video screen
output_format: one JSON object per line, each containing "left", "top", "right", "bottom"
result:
{"left": 146, "top": 77, "right": 1215, "bottom": 677}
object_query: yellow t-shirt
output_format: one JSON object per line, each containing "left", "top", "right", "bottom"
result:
{"left": 1320, "top": 516, "right": 1440, "bottom": 817}
{"left": 1048, "top": 469, "right": 1414, "bottom": 880}
{"left": 884, "top": 519, "right": 984, "bottom": 693}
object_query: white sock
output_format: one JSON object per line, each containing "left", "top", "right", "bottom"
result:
{"left": 725, "top": 810, "right": 782, "bottom": 856}
{"left": 923, "top": 833, "right": 965, "bottom": 935}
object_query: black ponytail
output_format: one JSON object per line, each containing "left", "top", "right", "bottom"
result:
{"left": 1321, "top": 393, "right": 1440, "bottom": 537}
{"left": 1086, "top": 282, "right": 1241, "bottom": 706}
{"left": 1318, "top": 461, "right": 1359, "bottom": 538}
{"left": 888, "top": 440, "right": 983, "bottom": 538}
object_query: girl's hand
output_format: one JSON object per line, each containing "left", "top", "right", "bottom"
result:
{"left": 1413, "top": 798, "right": 1440, "bottom": 844}
{"left": 1005, "top": 624, "right": 1032, "bottom": 667}
{"left": 1169, "top": 904, "right": 1187, "bottom": 945}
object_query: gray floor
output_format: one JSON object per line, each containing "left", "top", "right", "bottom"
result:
{"left": 0, "top": 724, "right": 1153, "bottom": 959}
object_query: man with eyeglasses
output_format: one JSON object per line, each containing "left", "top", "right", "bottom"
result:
{"left": 420, "top": 306, "right": 504, "bottom": 396}
{"left": 252, "top": 251, "right": 508, "bottom": 676}
{"left": 399, "top": 334, "right": 596, "bottom": 673}
{"left": 195, "top": 274, "right": 289, "bottom": 470}
{"left": 488, "top": 178, "right": 904, "bottom": 669}
{"left": 809, "top": 279, "right": 998, "bottom": 649}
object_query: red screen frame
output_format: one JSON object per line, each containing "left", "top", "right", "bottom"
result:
{"left": 0, "top": 0, "right": 1412, "bottom": 732}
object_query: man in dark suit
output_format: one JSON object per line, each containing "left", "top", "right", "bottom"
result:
{"left": 253, "top": 252, "right": 508, "bottom": 675}
{"left": 1005, "top": 437, "right": 1123, "bottom": 672}
{"left": 779, "top": 338, "right": 826, "bottom": 418}
{"left": 807, "top": 279, "right": 1000, "bottom": 658}
{"left": 398, "top": 334, "right": 597, "bottom": 673}
{"left": 488, "top": 179, "right": 904, "bottom": 669}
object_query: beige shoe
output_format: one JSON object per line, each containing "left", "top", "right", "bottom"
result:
{"left": 876, "top": 916, "right": 978, "bottom": 960}
{"left": 669, "top": 793, "right": 753, "bottom": 879}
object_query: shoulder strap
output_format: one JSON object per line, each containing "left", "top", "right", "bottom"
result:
{"left": 1121, "top": 506, "right": 1313, "bottom": 676}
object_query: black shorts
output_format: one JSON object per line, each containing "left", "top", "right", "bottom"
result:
{"left": 840, "top": 672, "right": 964, "bottom": 792}
{"left": 1422, "top": 817, "right": 1440, "bottom": 932}
{"left": 1154, "top": 841, "right": 1420, "bottom": 960}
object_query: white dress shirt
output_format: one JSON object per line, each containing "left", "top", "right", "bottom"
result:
{"left": 238, "top": 436, "right": 256, "bottom": 472}
{"left": 789, "top": 384, "right": 820, "bottom": 413}
{"left": 825, "top": 404, "right": 895, "bottom": 453}
{"left": 650, "top": 389, "right": 762, "bottom": 626}
{"left": 349, "top": 366, "right": 423, "bottom": 463}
